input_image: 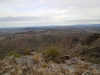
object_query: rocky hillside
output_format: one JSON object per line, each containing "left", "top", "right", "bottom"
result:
{"left": 0, "top": 51, "right": 100, "bottom": 75}
{"left": 62, "top": 33, "right": 100, "bottom": 64}
{"left": 0, "top": 25, "right": 100, "bottom": 64}
{"left": 0, "top": 33, "right": 100, "bottom": 64}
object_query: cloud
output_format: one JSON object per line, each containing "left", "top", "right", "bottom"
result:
{"left": 0, "top": 0, "right": 100, "bottom": 18}
{"left": 0, "top": 0, "right": 100, "bottom": 28}
{"left": 0, "top": 16, "right": 50, "bottom": 21}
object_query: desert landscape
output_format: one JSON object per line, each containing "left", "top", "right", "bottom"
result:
{"left": 0, "top": 25, "right": 100, "bottom": 75}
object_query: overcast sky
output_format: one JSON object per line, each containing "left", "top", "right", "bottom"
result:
{"left": 0, "top": 0, "right": 100, "bottom": 28}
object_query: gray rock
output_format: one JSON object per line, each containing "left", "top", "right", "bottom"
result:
{"left": 10, "top": 69, "right": 16, "bottom": 73}
{"left": 21, "top": 66, "right": 29, "bottom": 75}
{"left": 9, "top": 55, "right": 15, "bottom": 63}
{"left": 2, "top": 73, "right": 10, "bottom": 75}
{"left": 60, "top": 64, "right": 76, "bottom": 74}
{"left": 82, "top": 70, "right": 93, "bottom": 75}
{"left": 27, "top": 57, "right": 34, "bottom": 68}
{"left": 0, "top": 53, "right": 100, "bottom": 75}
{"left": 0, "top": 71, "right": 3, "bottom": 75}
{"left": 15, "top": 56, "right": 27, "bottom": 65}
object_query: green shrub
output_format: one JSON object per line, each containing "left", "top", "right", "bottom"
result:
{"left": 0, "top": 58, "right": 3, "bottom": 60}
{"left": 7, "top": 51, "right": 22, "bottom": 58}
{"left": 42, "top": 63, "right": 48, "bottom": 68}
{"left": 45, "top": 47, "right": 61, "bottom": 61}
{"left": 24, "top": 50, "right": 30, "bottom": 55}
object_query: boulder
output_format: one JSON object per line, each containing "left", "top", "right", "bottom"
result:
{"left": 82, "top": 70, "right": 92, "bottom": 75}
{"left": 60, "top": 55, "right": 70, "bottom": 63}
{"left": 2, "top": 73, "right": 10, "bottom": 75}
{"left": 82, "top": 69, "right": 100, "bottom": 75}
{"left": 8, "top": 55, "right": 16, "bottom": 63}
{"left": 18, "top": 70, "right": 23, "bottom": 75}
{"left": 27, "top": 57, "right": 34, "bottom": 68}
{"left": 60, "top": 64, "right": 76, "bottom": 74}
{"left": 15, "top": 56, "right": 27, "bottom": 66}
{"left": 90, "top": 68, "right": 100, "bottom": 75}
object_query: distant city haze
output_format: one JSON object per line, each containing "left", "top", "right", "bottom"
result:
{"left": 0, "top": 0, "right": 100, "bottom": 28}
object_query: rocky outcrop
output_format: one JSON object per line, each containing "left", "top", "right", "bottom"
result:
{"left": 0, "top": 52, "right": 100, "bottom": 75}
{"left": 81, "top": 33, "right": 100, "bottom": 45}
{"left": 60, "top": 55, "right": 70, "bottom": 63}
{"left": 80, "top": 46, "right": 100, "bottom": 63}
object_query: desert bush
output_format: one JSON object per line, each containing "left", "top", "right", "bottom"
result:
{"left": 24, "top": 49, "right": 31, "bottom": 55}
{"left": 42, "top": 63, "right": 48, "bottom": 68}
{"left": 0, "top": 58, "right": 3, "bottom": 60}
{"left": 33, "top": 54, "right": 42, "bottom": 63}
{"left": 45, "top": 47, "right": 61, "bottom": 61}
{"left": 7, "top": 51, "right": 22, "bottom": 58}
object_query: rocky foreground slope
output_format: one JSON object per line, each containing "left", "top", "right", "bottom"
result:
{"left": 0, "top": 52, "right": 100, "bottom": 75}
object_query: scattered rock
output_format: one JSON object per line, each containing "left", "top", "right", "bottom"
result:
{"left": 0, "top": 52, "right": 99, "bottom": 75}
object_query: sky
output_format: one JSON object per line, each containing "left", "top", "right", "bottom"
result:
{"left": 0, "top": 0, "right": 100, "bottom": 28}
